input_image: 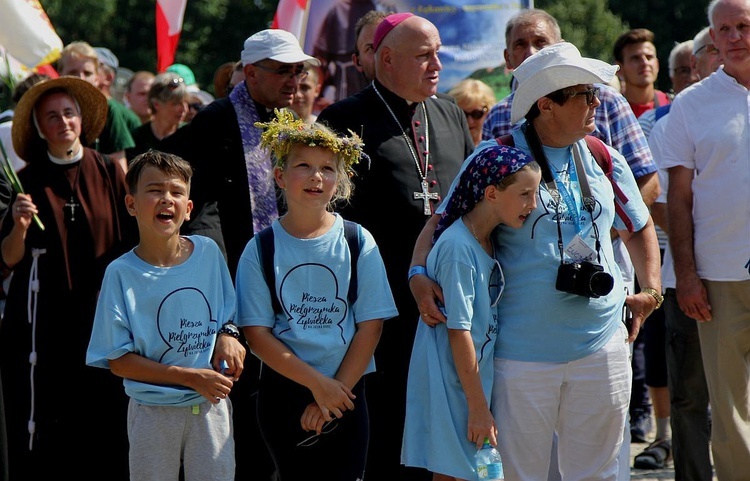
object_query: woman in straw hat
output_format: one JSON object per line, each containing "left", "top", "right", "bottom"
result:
{"left": 0, "top": 76, "right": 137, "bottom": 480}
{"left": 410, "top": 42, "right": 661, "bottom": 480}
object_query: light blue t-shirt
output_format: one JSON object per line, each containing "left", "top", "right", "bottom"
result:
{"left": 439, "top": 127, "right": 650, "bottom": 362}
{"left": 402, "top": 219, "right": 501, "bottom": 479}
{"left": 86, "top": 235, "right": 236, "bottom": 406}
{"left": 235, "top": 214, "right": 398, "bottom": 377}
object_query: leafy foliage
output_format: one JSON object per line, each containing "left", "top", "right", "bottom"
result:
{"left": 537, "top": 0, "right": 628, "bottom": 63}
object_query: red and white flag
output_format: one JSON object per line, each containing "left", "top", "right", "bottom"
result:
{"left": 156, "top": 0, "right": 187, "bottom": 73}
{"left": 271, "top": 0, "right": 310, "bottom": 40}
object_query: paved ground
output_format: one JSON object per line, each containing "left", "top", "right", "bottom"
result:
{"left": 627, "top": 424, "right": 717, "bottom": 481}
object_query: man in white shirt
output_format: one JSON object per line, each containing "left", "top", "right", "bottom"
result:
{"left": 662, "top": 0, "right": 750, "bottom": 478}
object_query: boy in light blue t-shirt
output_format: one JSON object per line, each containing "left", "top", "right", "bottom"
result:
{"left": 86, "top": 150, "right": 245, "bottom": 481}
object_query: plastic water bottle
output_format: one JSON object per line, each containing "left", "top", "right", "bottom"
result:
{"left": 475, "top": 437, "right": 504, "bottom": 481}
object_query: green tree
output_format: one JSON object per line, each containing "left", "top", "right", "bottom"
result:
{"left": 607, "top": 0, "right": 712, "bottom": 88}
{"left": 536, "top": 0, "right": 629, "bottom": 63}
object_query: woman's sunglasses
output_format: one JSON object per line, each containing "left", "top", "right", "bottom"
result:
{"left": 463, "top": 106, "right": 489, "bottom": 120}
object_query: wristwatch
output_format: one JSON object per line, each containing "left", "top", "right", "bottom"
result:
{"left": 217, "top": 322, "right": 240, "bottom": 339}
{"left": 640, "top": 287, "right": 664, "bottom": 310}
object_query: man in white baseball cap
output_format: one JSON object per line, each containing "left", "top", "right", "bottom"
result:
{"left": 160, "top": 30, "right": 319, "bottom": 479}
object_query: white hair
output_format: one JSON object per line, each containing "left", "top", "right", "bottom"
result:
{"left": 668, "top": 40, "right": 694, "bottom": 77}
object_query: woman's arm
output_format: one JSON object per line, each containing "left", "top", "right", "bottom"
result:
{"left": 409, "top": 214, "right": 447, "bottom": 325}
{"left": 1, "top": 193, "right": 36, "bottom": 268}
{"left": 618, "top": 216, "right": 662, "bottom": 342}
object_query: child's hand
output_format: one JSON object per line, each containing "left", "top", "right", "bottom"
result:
{"left": 309, "top": 375, "right": 355, "bottom": 421}
{"left": 468, "top": 406, "right": 498, "bottom": 449}
{"left": 300, "top": 403, "right": 328, "bottom": 433}
{"left": 212, "top": 333, "right": 246, "bottom": 381}
{"left": 187, "top": 367, "right": 235, "bottom": 404}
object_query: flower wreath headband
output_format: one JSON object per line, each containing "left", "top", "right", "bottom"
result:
{"left": 255, "top": 109, "right": 369, "bottom": 175}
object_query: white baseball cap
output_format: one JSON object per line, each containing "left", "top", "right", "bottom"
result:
{"left": 241, "top": 29, "right": 320, "bottom": 67}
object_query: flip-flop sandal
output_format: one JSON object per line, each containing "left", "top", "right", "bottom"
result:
{"left": 633, "top": 439, "right": 672, "bottom": 469}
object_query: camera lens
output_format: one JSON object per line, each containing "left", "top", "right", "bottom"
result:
{"left": 589, "top": 271, "right": 614, "bottom": 297}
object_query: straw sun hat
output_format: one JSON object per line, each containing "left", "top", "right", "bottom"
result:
{"left": 12, "top": 76, "right": 108, "bottom": 160}
{"left": 510, "top": 42, "right": 619, "bottom": 125}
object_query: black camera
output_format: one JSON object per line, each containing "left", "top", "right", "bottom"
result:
{"left": 556, "top": 261, "right": 614, "bottom": 298}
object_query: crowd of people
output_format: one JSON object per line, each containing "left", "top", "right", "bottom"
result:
{"left": 1, "top": 0, "right": 749, "bottom": 480}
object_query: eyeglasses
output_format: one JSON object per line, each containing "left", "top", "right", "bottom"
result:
{"left": 463, "top": 106, "right": 489, "bottom": 120}
{"left": 694, "top": 44, "right": 719, "bottom": 56}
{"left": 296, "top": 418, "right": 339, "bottom": 447}
{"left": 568, "top": 87, "right": 600, "bottom": 106}
{"left": 673, "top": 66, "right": 693, "bottom": 76}
{"left": 489, "top": 258, "right": 505, "bottom": 308}
{"left": 253, "top": 63, "right": 308, "bottom": 81}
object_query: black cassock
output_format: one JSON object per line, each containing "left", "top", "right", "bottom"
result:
{"left": 318, "top": 79, "right": 474, "bottom": 481}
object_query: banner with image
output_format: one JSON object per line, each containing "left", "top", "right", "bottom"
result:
{"left": 274, "top": 0, "right": 531, "bottom": 101}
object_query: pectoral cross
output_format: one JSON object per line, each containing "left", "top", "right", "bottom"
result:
{"left": 414, "top": 180, "right": 438, "bottom": 216}
{"left": 65, "top": 196, "right": 80, "bottom": 222}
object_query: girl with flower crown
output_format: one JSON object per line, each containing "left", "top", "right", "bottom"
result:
{"left": 234, "top": 110, "right": 397, "bottom": 480}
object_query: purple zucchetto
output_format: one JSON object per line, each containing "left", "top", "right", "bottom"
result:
{"left": 372, "top": 13, "right": 415, "bottom": 51}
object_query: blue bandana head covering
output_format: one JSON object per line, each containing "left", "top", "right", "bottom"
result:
{"left": 433, "top": 144, "right": 535, "bottom": 243}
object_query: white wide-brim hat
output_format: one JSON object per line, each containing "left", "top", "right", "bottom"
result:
{"left": 241, "top": 29, "right": 321, "bottom": 67}
{"left": 510, "top": 42, "right": 619, "bottom": 125}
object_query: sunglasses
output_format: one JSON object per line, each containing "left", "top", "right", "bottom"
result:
{"left": 253, "top": 63, "right": 308, "bottom": 81}
{"left": 166, "top": 77, "right": 185, "bottom": 90}
{"left": 463, "top": 106, "right": 489, "bottom": 120}
{"left": 296, "top": 418, "right": 339, "bottom": 447}
{"left": 568, "top": 87, "right": 600, "bottom": 106}
{"left": 188, "top": 102, "right": 204, "bottom": 111}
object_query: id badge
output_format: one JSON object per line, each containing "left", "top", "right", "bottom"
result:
{"left": 564, "top": 234, "right": 596, "bottom": 262}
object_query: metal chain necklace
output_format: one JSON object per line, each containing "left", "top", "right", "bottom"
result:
{"left": 372, "top": 82, "right": 437, "bottom": 215}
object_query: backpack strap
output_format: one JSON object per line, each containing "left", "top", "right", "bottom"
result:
{"left": 583, "top": 136, "right": 634, "bottom": 233}
{"left": 343, "top": 220, "right": 361, "bottom": 305}
{"left": 255, "top": 225, "right": 282, "bottom": 314}
{"left": 497, "top": 133, "right": 634, "bottom": 232}
{"left": 496, "top": 134, "right": 514, "bottom": 147}
{"left": 256, "top": 220, "right": 362, "bottom": 315}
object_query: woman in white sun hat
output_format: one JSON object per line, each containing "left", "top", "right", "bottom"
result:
{"left": 410, "top": 42, "right": 662, "bottom": 480}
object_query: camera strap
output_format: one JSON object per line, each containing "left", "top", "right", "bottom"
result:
{"left": 521, "top": 124, "right": 602, "bottom": 265}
